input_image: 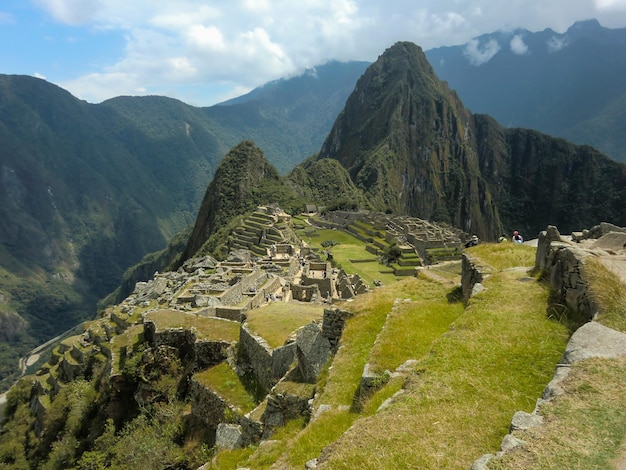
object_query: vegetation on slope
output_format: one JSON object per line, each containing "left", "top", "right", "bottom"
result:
{"left": 212, "top": 244, "right": 571, "bottom": 469}
{"left": 2, "top": 214, "right": 625, "bottom": 470}
{"left": 0, "top": 60, "right": 367, "bottom": 387}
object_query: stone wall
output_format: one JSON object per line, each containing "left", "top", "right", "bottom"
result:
{"left": 144, "top": 320, "right": 235, "bottom": 370}
{"left": 290, "top": 283, "right": 320, "bottom": 302}
{"left": 238, "top": 325, "right": 297, "bottom": 392}
{"left": 216, "top": 307, "right": 244, "bottom": 322}
{"left": 535, "top": 226, "right": 599, "bottom": 321}
{"left": 321, "top": 308, "right": 352, "bottom": 353}
{"left": 300, "top": 276, "right": 333, "bottom": 298}
{"left": 219, "top": 270, "right": 268, "bottom": 306}
{"left": 461, "top": 254, "right": 493, "bottom": 303}
{"left": 190, "top": 377, "right": 227, "bottom": 427}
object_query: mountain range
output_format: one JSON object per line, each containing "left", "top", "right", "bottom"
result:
{"left": 182, "top": 42, "right": 626, "bottom": 260}
{"left": 426, "top": 19, "right": 626, "bottom": 162}
{"left": 0, "top": 63, "right": 367, "bottom": 389}
{"left": 1, "top": 19, "right": 626, "bottom": 389}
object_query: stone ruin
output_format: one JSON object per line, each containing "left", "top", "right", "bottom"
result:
{"left": 27, "top": 206, "right": 376, "bottom": 450}
{"left": 535, "top": 222, "right": 626, "bottom": 319}
{"left": 320, "top": 210, "right": 463, "bottom": 268}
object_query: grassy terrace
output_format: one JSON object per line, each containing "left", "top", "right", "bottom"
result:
{"left": 245, "top": 302, "right": 324, "bottom": 349}
{"left": 213, "top": 243, "right": 573, "bottom": 469}
{"left": 366, "top": 278, "right": 464, "bottom": 375}
{"left": 296, "top": 222, "right": 401, "bottom": 285}
{"left": 193, "top": 362, "right": 257, "bottom": 414}
{"left": 144, "top": 309, "right": 240, "bottom": 342}
{"left": 111, "top": 324, "right": 144, "bottom": 374}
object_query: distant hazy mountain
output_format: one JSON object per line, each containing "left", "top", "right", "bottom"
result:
{"left": 426, "top": 19, "right": 626, "bottom": 162}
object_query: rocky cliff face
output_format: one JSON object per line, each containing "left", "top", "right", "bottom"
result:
{"left": 317, "top": 42, "right": 502, "bottom": 238}
{"left": 317, "top": 41, "right": 626, "bottom": 240}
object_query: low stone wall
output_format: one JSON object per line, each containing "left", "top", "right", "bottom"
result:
{"left": 290, "top": 283, "right": 320, "bottom": 302}
{"left": 144, "top": 321, "right": 235, "bottom": 370}
{"left": 216, "top": 307, "right": 244, "bottom": 322}
{"left": 262, "top": 381, "right": 316, "bottom": 434}
{"left": 300, "top": 276, "right": 333, "bottom": 298}
{"left": 461, "top": 254, "right": 493, "bottom": 303}
{"left": 190, "top": 378, "right": 227, "bottom": 427}
{"left": 238, "top": 326, "right": 296, "bottom": 392}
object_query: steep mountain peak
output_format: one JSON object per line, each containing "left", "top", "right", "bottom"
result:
{"left": 367, "top": 41, "right": 440, "bottom": 95}
{"left": 317, "top": 41, "right": 499, "bottom": 237}
{"left": 181, "top": 140, "right": 293, "bottom": 260}
{"left": 568, "top": 18, "right": 603, "bottom": 33}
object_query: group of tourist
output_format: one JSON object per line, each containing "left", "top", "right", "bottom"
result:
{"left": 465, "top": 230, "right": 524, "bottom": 248}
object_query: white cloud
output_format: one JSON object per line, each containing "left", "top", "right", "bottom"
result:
{"left": 33, "top": 0, "right": 100, "bottom": 25}
{"left": 24, "top": 0, "right": 626, "bottom": 104}
{"left": 510, "top": 34, "right": 529, "bottom": 54}
{"left": 547, "top": 35, "right": 568, "bottom": 52}
{"left": 186, "top": 25, "right": 225, "bottom": 50}
{"left": 59, "top": 72, "right": 144, "bottom": 102}
{"left": 463, "top": 38, "right": 500, "bottom": 65}
{"left": 595, "top": 0, "right": 626, "bottom": 10}
{"left": 34, "top": 72, "right": 47, "bottom": 80}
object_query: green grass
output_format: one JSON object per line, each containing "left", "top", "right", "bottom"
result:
{"left": 144, "top": 309, "right": 240, "bottom": 342}
{"left": 466, "top": 243, "right": 537, "bottom": 270}
{"left": 489, "top": 357, "right": 626, "bottom": 470}
{"left": 224, "top": 246, "right": 556, "bottom": 469}
{"left": 585, "top": 258, "right": 626, "bottom": 333}
{"left": 193, "top": 362, "right": 256, "bottom": 414}
{"left": 367, "top": 293, "right": 464, "bottom": 374}
{"left": 297, "top": 226, "right": 401, "bottom": 285}
{"left": 245, "top": 303, "right": 324, "bottom": 348}
{"left": 303, "top": 254, "right": 569, "bottom": 469}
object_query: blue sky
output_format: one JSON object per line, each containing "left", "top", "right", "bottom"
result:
{"left": 2, "top": 0, "right": 626, "bottom": 106}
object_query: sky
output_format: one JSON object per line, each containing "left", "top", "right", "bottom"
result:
{"left": 2, "top": 0, "right": 626, "bottom": 107}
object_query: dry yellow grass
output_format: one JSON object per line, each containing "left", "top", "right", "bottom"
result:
{"left": 144, "top": 309, "right": 240, "bottom": 341}
{"left": 245, "top": 302, "right": 324, "bottom": 348}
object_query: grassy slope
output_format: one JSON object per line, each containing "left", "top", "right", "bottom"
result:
{"left": 214, "top": 243, "right": 572, "bottom": 469}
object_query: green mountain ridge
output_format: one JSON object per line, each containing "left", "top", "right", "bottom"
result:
{"left": 0, "top": 63, "right": 367, "bottom": 388}
{"left": 318, "top": 41, "right": 626, "bottom": 239}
